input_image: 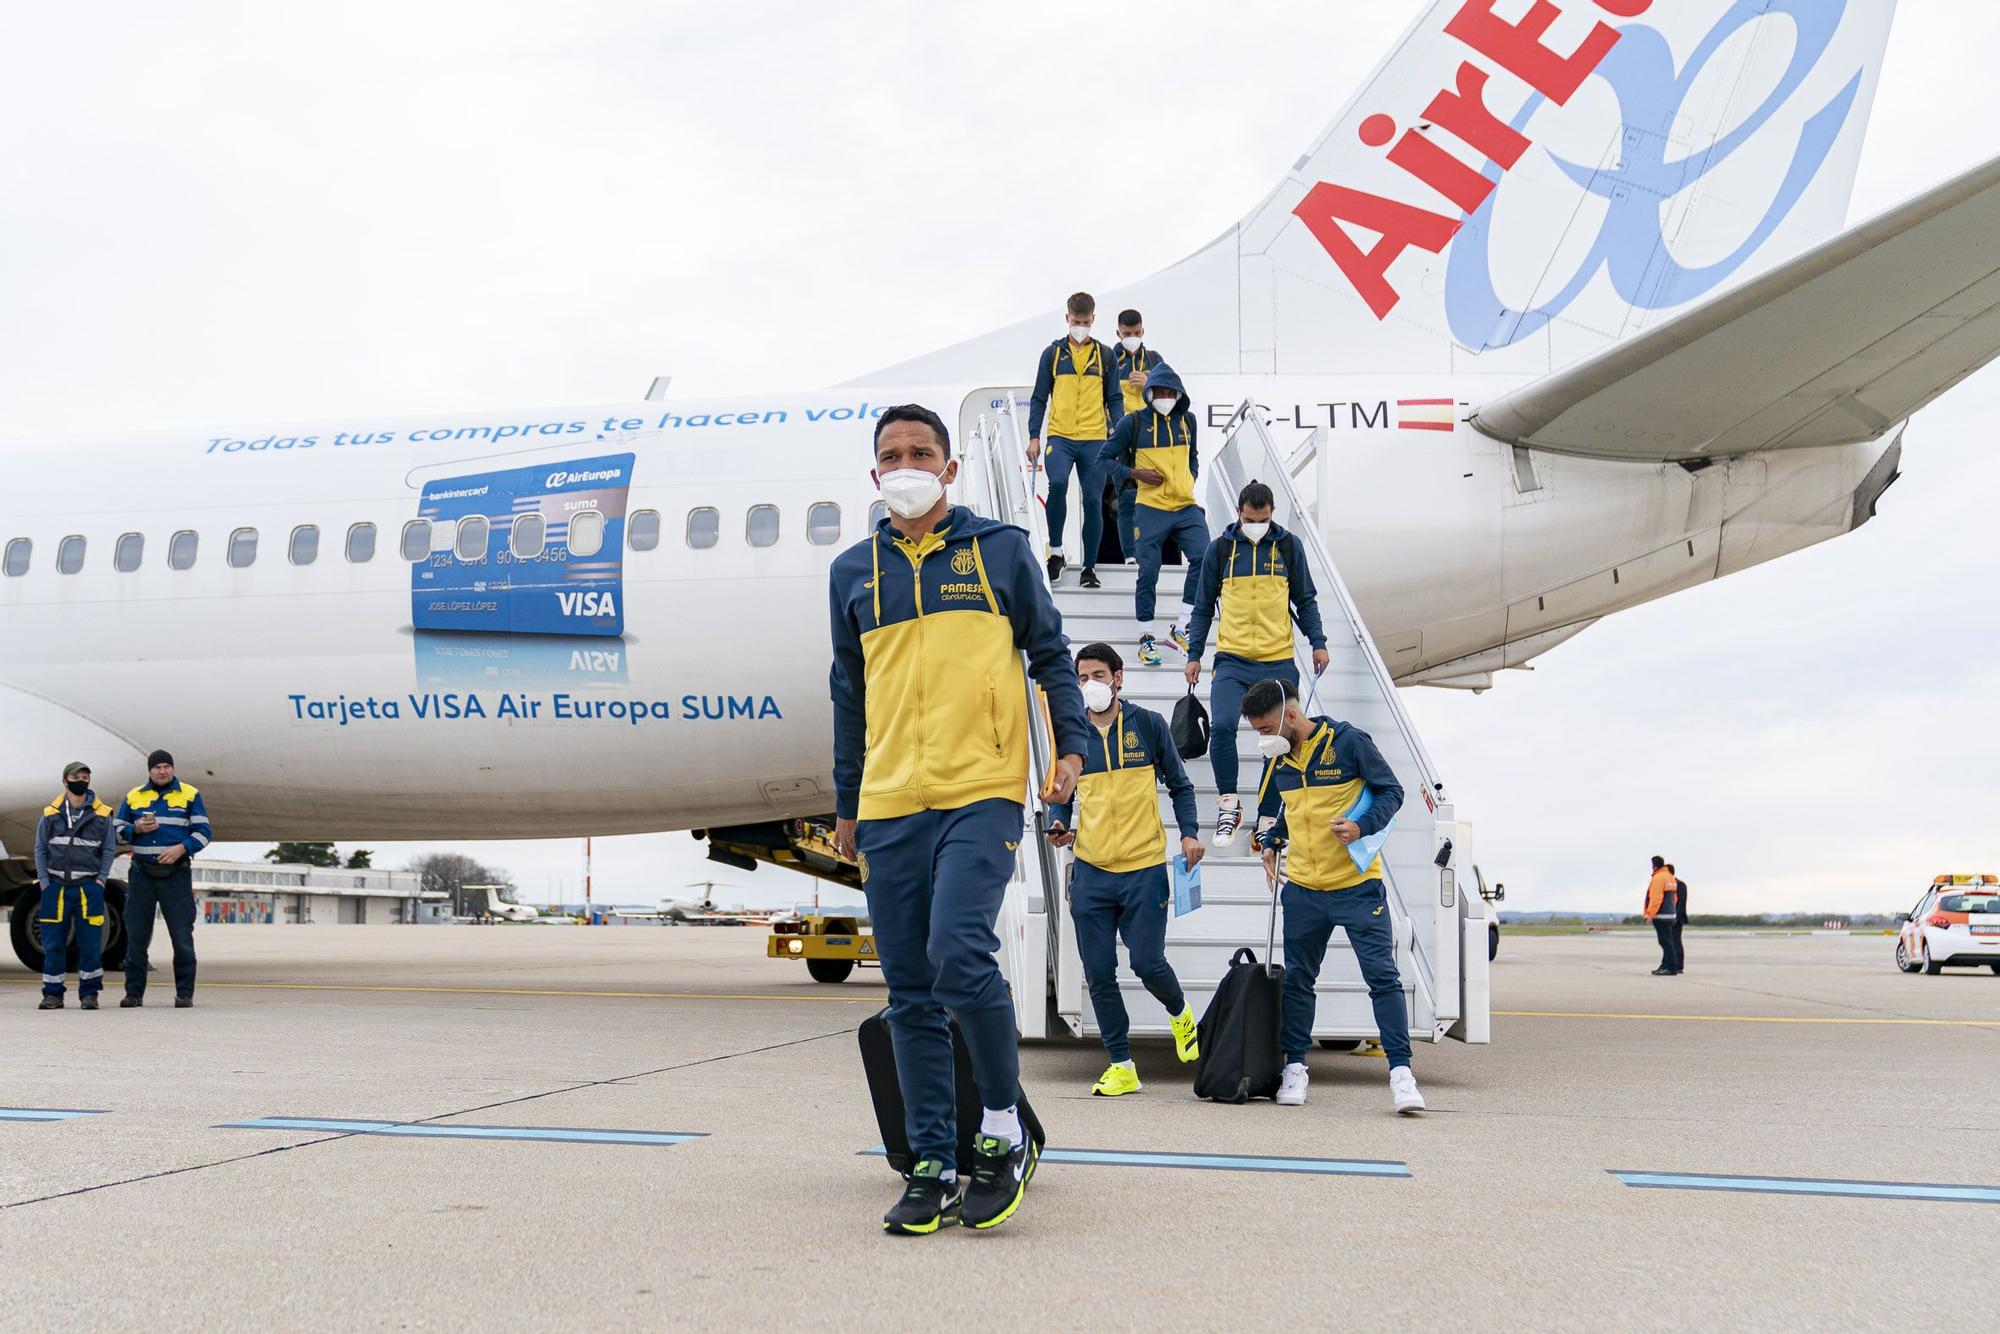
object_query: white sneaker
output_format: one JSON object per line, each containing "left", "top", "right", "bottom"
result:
{"left": 1276, "top": 1062, "right": 1309, "bottom": 1106}
{"left": 1213, "top": 799, "right": 1242, "bottom": 849}
{"left": 1389, "top": 1065, "right": 1425, "bottom": 1115}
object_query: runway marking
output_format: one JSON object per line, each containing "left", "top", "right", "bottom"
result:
{"left": 0, "top": 1108, "right": 105, "bottom": 1122}
{"left": 1613, "top": 1170, "right": 2000, "bottom": 1205}
{"left": 0, "top": 978, "right": 873, "bottom": 1004}
{"left": 862, "top": 1146, "right": 1408, "bottom": 1177}
{"left": 1498, "top": 1009, "right": 2000, "bottom": 1028}
{"left": 222, "top": 1117, "right": 705, "bottom": 1146}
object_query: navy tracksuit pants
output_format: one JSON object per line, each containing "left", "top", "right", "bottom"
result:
{"left": 1279, "top": 878, "right": 1411, "bottom": 1069}
{"left": 1044, "top": 436, "right": 1111, "bottom": 563}
{"left": 857, "top": 798, "right": 1023, "bottom": 1171}
{"left": 1069, "top": 861, "right": 1186, "bottom": 1062}
{"left": 1115, "top": 482, "right": 1138, "bottom": 562}
{"left": 1133, "top": 504, "right": 1209, "bottom": 625}
{"left": 1208, "top": 654, "right": 1299, "bottom": 798}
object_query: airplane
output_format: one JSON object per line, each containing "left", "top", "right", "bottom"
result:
{"left": 7, "top": 0, "right": 2000, "bottom": 972}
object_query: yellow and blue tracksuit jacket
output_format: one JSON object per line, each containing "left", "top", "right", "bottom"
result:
{"left": 1253, "top": 716, "right": 1403, "bottom": 892}
{"left": 1104, "top": 364, "right": 1198, "bottom": 513}
{"left": 829, "top": 506, "right": 1091, "bottom": 822}
{"left": 33, "top": 792, "right": 117, "bottom": 924}
{"left": 1185, "top": 521, "right": 1327, "bottom": 665}
{"left": 1028, "top": 336, "right": 1124, "bottom": 442}
{"left": 1047, "top": 702, "right": 1200, "bottom": 874}
{"left": 115, "top": 779, "right": 212, "bottom": 864}
{"left": 1113, "top": 341, "right": 1163, "bottom": 416}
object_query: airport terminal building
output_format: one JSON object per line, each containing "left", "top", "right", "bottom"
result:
{"left": 179, "top": 859, "right": 447, "bottom": 926}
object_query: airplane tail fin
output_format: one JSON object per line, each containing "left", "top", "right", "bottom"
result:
{"left": 864, "top": 1, "right": 1898, "bottom": 385}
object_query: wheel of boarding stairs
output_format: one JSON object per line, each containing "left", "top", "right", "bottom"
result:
{"left": 806, "top": 958, "right": 854, "bottom": 984}
{"left": 1317, "top": 1039, "right": 1362, "bottom": 1052}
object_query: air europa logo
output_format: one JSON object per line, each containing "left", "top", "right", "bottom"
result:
{"left": 546, "top": 468, "right": 621, "bottom": 488}
{"left": 1294, "top": 0, "right": 1860, "bottom": 345}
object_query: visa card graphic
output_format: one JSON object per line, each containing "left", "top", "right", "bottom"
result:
{"left": 411, "top": 453, "right": 634, "bottom": 637}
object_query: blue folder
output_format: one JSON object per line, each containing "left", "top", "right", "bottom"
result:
{"left": 1172, "top": 853, "right": 1202, "bottom": 916}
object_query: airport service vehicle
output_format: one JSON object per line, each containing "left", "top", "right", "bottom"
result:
{"left": 768, "top": 912, "right": 877, "bottom": 984}
{"left": 1896, "top": 875, "right": 2000, "bottom": 975}
{"left": 6, "top": 2, "right": 1998, "bottom": 1047}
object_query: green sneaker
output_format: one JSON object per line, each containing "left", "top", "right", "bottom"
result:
{"left": 883, "top": 1158, "right": 959, "bottom": 1236}
{"left": 1091, "top": 1063, "right": 1141, "bottom": 1097}
{"left": 1169, "top": 1004, "right": 1200, "bottom": 1064}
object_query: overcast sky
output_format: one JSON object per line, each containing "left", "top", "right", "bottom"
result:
{"left": 4, "top": 2, "right": 1994, "bottom": 915}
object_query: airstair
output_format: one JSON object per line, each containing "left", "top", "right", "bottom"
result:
{"left": 959, "top": 391, "right": 1489, "bottom": 1048}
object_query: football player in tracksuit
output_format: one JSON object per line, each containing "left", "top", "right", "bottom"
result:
{"left": 1103, "top": 364, "right": 1207, "bottom": 667}
{"left": 1182, "top": 481, "right": 1329, "bottom": 848}
{"left": 1027, "top": 292, "right": 1124, "bottom": 589}
{"left": 1044, "top": 642, "right": 1203, "bottom": 1097}
{"left": 1244, "top": 677, "right": 1425, "bottom": 1115}
{"left": 1107, "top": 308, "right": 1161, "bottom": 563}
{"left": 830, "top": 404, "right": 1089, "bottom": 1235}
{"left": 32, "top": 762, "right": 118, "bottom": 1010}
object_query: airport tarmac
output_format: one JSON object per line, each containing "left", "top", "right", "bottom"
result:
{"left": 2, "top": 927, "right": 1995, "bottom": 1331}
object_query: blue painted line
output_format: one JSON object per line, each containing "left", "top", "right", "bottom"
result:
{"left": 0, "top": 1107, "right": 105, "bottom": 1121}
{"left": 1613, "top": 1170, "right": 2000, "bottom": 1205}
{"left": 222, "top": 1118, "right": 703, "bottom": 1147}
{"left": 862, "top": 1146, "right": 1406, "bottom": 1177}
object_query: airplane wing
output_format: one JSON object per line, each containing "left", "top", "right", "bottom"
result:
{"left": 1468, "top": 153, "right": 2000, "bottom": 462}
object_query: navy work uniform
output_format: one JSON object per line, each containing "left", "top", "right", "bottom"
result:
{"left": 116, "top": 775, "right": 212, "bottom": 1002}
{"left": 1047, "top": 702, "right": 1200, "bottom": 1063}
{"left": 1253, "top": 717, "right": 1409, "bottom": 1068}
{"left": 33, "top": 788, "right": 118, "bottom": 1004}
{"left": 1108, "top": 338, "right": 1164, "bottom": 560}
{"left": 1029, "top": 335, "right": 1125, "bottom": 566}
{"left": 1104, "top": 365, "right": 1208, "bottom": 630}
{"left": 829, "top": 506, "right": 1089, "bottom": 1172}
{"left": 1184, "top": 522, "right": 1327, "bottom": 802}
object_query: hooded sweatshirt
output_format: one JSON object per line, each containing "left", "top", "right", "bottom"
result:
{"left": 1252, "top": 715, "right": 1403, "bottom": 892}
{"left": 1104, "top": 364, "right": 1198, "bottom": 513}
{"left": 1028, "top": 335, "right": 1125, "bottom": 442}
{"left": 829, "top": 505, "right": 1090, "bottom": 822}
{"left": 1185, "top": 520, "right": 1327, "bottom": 665}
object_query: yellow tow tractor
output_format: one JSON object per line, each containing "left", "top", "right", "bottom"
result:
{"left": 767, "top": 911, "right": 876, "bottom": 983}
{"left": 694, "top": 818, "right": 877, "bottom": 983}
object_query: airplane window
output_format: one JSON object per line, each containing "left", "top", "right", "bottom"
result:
{"left": 228, "top": 528, "right": 259, "bottom": 568}
{"left": 57, "top": 535, "right": 86, "bottom": 575}
{"left": 346, "top": 522, "right": 377, "bottom": 563}
{"left": 1, "top": 538, "right": 27, "bottom": 577}
{"left": 512, "top": 512, "right": 546, "bottom": 559}
{"left": 115, "top": 532, "right": 144, "bottom": 572}
{"left": 400, "top": 520, "right": 431, "bottom": 562}
{"left": 628, "top": 509, "right": 661, "bottom": 552}
{"left": 568, "top": 509, "right": 605, "bottom": 558}
{"left": 169, "top": 530, "right": 199, "bottom": 571}
{"left": 686, "top": 507, "right": 719, "bottom": 550}
{"left": 747, "top": 504, "right": 780, "bottom": 548}
{"left": 455, "top": 515, "right": 489, "bottom": 562}
{"left": 807, "top": 502, "right": 841, "bottom": 546}
{"left": 289, "top": 525, "right": 320, "bottom": 566}
{"left": 869, "top": 500, "right": 888, "bottom": 529}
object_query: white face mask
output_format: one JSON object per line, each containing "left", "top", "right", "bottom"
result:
{"left": 1120, "top": 336, "right": 1142, "bottom": 353}
{"left": 1257, "top": 733, "right": 1292, "bottom": 759}
{"left": 1080, "top": 680, "right": 1115, "bottom": 714}
{"left": 878, "top": 467, "right": 945, "bottom": 520}
{"left": 1240, "top": 520, "right": 1271, "bottom": 542}
{"left": 1151, "top": 396, "right": 1175, "bottom": 416}
{"left": 1068, "top": 323, "right": 1092, "bottom": 342}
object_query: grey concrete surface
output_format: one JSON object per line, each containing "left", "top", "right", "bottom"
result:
{"left": 1, "top": 926, "right": 1994, "bottom": 1331}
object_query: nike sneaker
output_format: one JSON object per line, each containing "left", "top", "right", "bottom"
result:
{"left": 883, "top": 1158, "right": 960, "bottom": 1235}
{"left": 959, "top": 1133, "right": 1038, "bottom": 1230}
{"left": 1213, "top": 799, "right": 1242, "bottom": 849}
{"left": 1167, "top": 625, "right": 1191, "bottom": 657}
{"left": 1046, "top": 554, "right": 1065, "bottom": 585}
{"left": 1078, "top": 566, "right": 1101, "bottom": 589}
{"left": 1137, "top": 634, "right": 1163, "bottom": 667}
{"left": 1389, "top": 1065, "right": 1426, "bottom": 1115}
{"left": 1092, "top": 1063, "right": 1141, "bottom": 1097}
{"left": 1169, "top": 1004, "right": 1199, "bottom": 1063}
{"left": 1276, "top": 1062, "right": 1309, "bottom": 1106}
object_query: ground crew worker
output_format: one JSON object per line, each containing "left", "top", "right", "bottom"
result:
{"left": 1105, "top": 364, "right": 1208, "bottom": 666}
{"left": 1108, "top": 309, "right": 1161, "bottom": 563}
{"left": 1044, "top": 643, "right": 1203, "bottom": 1096}
{"left": 1182, "top": 482, "right": 1328, "bottom": 848}
{"left": 1026, "top": 292, "right": 1123, "bottom": 588}
{"left": 830, "top": 404, "right": 1088, "bottom": 1235}
{"left": 1244, "top": 679, "right": 1424, "bottom": 1115}
{"left": 1644, "top": 855, "right": 1681, "bottom": 975}
{"left": 115, "top": 750, "right": 211, "bottom": 1007}
{"left": 32, "top": 762, "right": 117, "bottom": 1010}
{"left": 1670, "top": 862, "right": 1689, "bottom": 972}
